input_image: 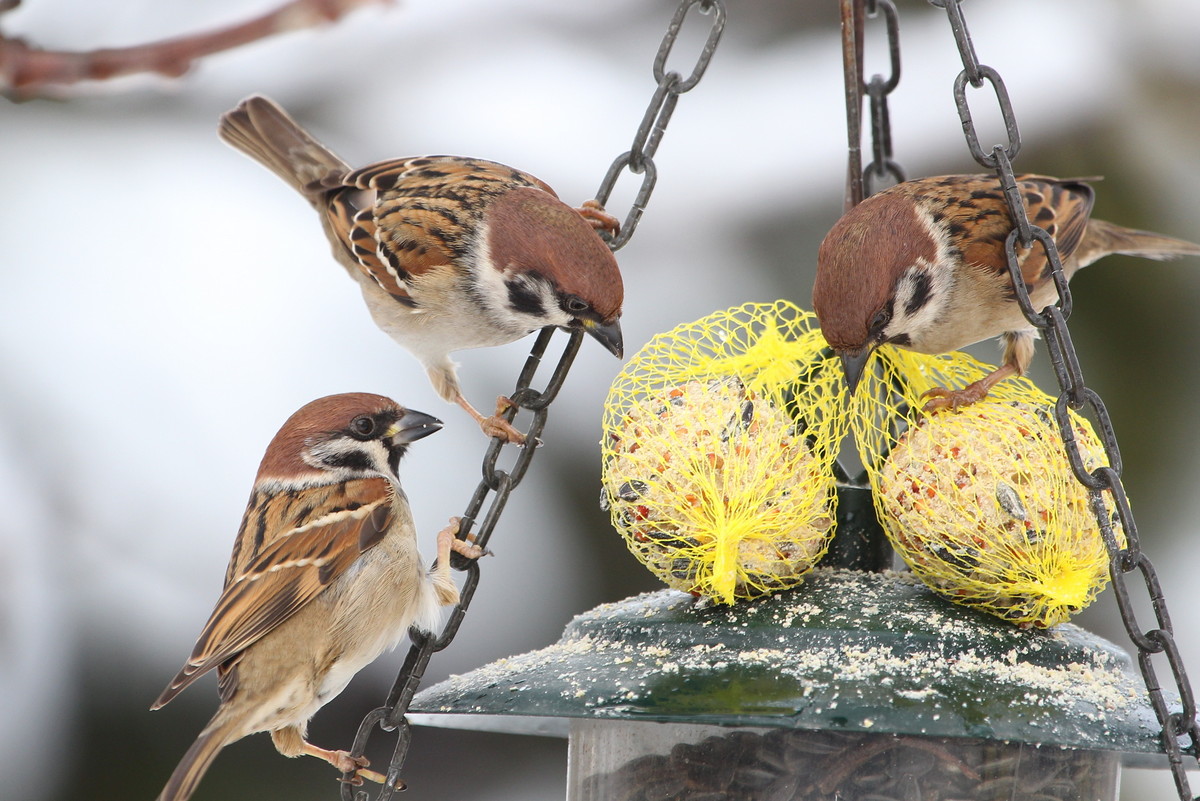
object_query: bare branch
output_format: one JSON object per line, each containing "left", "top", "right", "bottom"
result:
{"left": 0, "top": 0, "right": 391, "bottom": 99}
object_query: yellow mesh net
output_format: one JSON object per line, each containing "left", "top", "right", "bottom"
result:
{"left": 601, "top": 301, "right": 1123, "bottom": 626}
{"left": 848, "top": 348, "right": 1125, "bottom": 628}
{"left": 601, "top": 301, "right": 846, "bottom": 604}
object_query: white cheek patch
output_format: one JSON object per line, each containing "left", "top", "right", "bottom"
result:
{"left": 472, "top": 253, "right": 570, "bottom": 332}
{"left": 471, "top": 218, "right": 574, "bottom": 333}
{"left": 299, "top": 439, "right": 390, "bottom": 482}
{"left": 884, "top": 204, "right": 958, "bottom": 341}
{"left": 888, "top": 261, "right": 952, "bottom": 338}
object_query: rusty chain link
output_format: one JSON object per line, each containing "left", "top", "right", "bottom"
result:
{"left": 930, "top": 1, "right": 1200, "bottom": 796}
{"left": 594, "top": 0, "right": 725, "bottom": 250}
{"left": 862, "top": 0, "right": 904, "bottom": 195}
{"left": 338, "top": 3, "right": 725, "bottom": 798}
{"left": 841, "top": 0, "right": 905, "bottom": 208}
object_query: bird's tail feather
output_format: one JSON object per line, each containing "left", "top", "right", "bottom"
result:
{"left": 218, "top": 95, "right": 350, "bottom": 201}
{"left": 1079, "top": 219, "right": 1200, "bottom": 267}
{"left": 156, "top": 714, "right": 240, "bottom": 801}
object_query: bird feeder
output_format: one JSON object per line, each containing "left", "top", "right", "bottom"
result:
{"left": 410, "top": 493, "right": 1170, "bottom": 800}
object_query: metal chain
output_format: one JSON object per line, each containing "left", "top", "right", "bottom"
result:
{"left": 930, "top": 1, "right": 1200, "bottom": 796}
{"left": 594, "top": 0, "right": 726, "bottom": 250}
{"left": 339, "top": 3, "right": 725, "bottom": 798}
{"left": 862, "top": 0, "right": 904, "bottom": 195}
{"left": 842, "top": 0, "right": 905, "bottom": 210}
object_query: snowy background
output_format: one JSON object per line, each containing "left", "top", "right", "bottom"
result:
{"left": 2, "top": 0, "right": 1199, "bottom": 798}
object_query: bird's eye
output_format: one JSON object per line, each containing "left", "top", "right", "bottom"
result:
{"left": 349, "top": 415, "right": 376, "bottom": 439}
{"left": 869, "top": 308, "right": 891, "bottom": 333}
{"left": 563, "top": 296, "right": 590, "bottom": 314}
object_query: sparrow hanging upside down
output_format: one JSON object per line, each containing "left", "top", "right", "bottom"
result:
{"left": 812, "top": 174, "right": 1200, "bottom": 411}
{"left": 219, "top": 95, "right": 625, "bottom": 444}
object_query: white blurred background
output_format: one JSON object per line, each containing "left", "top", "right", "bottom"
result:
{"left": 2, "top": 0, "right": 1198, "bottom": 798}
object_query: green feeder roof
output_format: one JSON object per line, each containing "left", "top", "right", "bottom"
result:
{"left": 411, "top": 568, "right": 1169, "bottom": 757}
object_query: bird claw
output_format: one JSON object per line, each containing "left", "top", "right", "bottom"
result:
{"left": 480, "top": 396, "right": 536, "bottom": 446}
{"left": 342, "top": 767, "right": 404, "bottom": 791}
{"left": 480, "top": 414, "right": 526, "bottom": 445}
{"left": 439, "top": 517, "right": 490, "bottom": 560}
{"left": 451, "top": 536, "right": 490, "bottom": 560}
{"left": 920, "top": 382, "right": 990, "bottom": 414}
{"left": 302, "top": 743, "right": 394, "bottom": 788}
{"left": 331, "top": 750, "right": 370, "bottom": 775}
{"left": 577, "top": 199, "right": 621, "bottom": 238}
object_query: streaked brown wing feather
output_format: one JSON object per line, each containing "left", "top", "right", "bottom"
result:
{"left": 912, "top": 175, "right": 1095, "bottom": 295}
{"left": 345, "top": 155, "right": 554, "bottom": 197}
{"left": 314, "top": 155, "right": 560, "bottom": 306}
{"left": 152, "top": 480, "right": 393, "bottom": 708}
{"left": 342, "top": 157, "right": 555, "bottom": 293}
{"left": 1011, "top": 176, "right": 1094, "bottom": 286}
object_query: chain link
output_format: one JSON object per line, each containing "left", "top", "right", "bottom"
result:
{"left": 863, "top": 0, "right": 904, "bottom": 195}
{"left": 594, "top": 0, "right": 725, "bottom": 249}
{"left": 338, "top": 3, "right": 725, "bottom": 797}
{"left": 931, "top": 1, "right": 1200, "bottom": 795}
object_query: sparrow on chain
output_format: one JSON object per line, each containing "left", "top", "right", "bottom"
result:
{"left": 813, "top": 174, "right": 1200, "bottom": 411}
{"left": 219, "top": 95, "right": 625, "bottom": 445}
{"left": 151, "top": 393, "right": 484, "bottom": 801}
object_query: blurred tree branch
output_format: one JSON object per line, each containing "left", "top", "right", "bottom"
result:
{"left": 0, "top": 0, "right": 390, "bottom": 100}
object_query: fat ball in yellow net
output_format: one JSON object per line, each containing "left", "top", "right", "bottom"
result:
{"left": 601, "top": 301, "right": 847, "bottom": 604}
{"left": 849, "top": 348, "right": 1125, "bottom": 628}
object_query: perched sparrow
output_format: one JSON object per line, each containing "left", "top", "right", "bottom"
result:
{"left": 151, "top": 393, "right": 483, "bottom": 801}
{"left": 219, "top": 95, "right": 625, "bottom": 445}
{"left": 813, "top": 174, "right": 1200, "bottom": 411}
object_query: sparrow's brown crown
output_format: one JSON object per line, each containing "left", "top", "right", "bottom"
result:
{"left": 256, "top": 393, "right": 439, "bottom": 481}
{"left": 486, "top": 186, "right": 624, "bottom": 325}
{"left": 813, "top": 190, "right": 937, "bottom": 354}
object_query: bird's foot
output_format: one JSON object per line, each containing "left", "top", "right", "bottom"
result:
{"left": 920, "top": 363, "right": 1017, "bottom": 415}
{"left": 300, "top": 743, "right": 397, "bottom": 788}
{"left": 456, "top": 393, "right": 529, "bottom": 446}
{"left": 438, "top": 517, "right": 490, "bottom": 561}
{"left": 576, "top": 199, "right": 621, "bottom": 238}
{"left": 479, "top": 396, "right": 529, "bottom": 446}
{"left": 920, "top": 383, "right": 990, "bottom": 414}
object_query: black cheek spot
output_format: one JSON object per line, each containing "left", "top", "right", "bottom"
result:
{"left": 888, "top": 333, "right": 912, "bottom": 346}
{"left": 506, "top": 280, "right": 545, "bottom": 316}
{"left": 322, "top": 450, "right": 372, "bottom": 472}
{"left": 904, "top": 271, "right": 933, "bottom": 316}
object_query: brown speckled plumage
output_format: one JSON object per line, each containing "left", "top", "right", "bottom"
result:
{"left": 219, "top": 96, "right": 624, "bottom": 443}
{"left": 151, "top": 394, "right": 481, "bottom": 801}
{"left": 813, "top": 174, "right": 1200, "bottom": 411}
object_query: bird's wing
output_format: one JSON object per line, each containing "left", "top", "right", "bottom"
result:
{"left": 321, "top": 156, "right": 555, "bottom": 302}
{"left": 947, "top": 175, "right": 1094, "bottom": 294}
{"left": 151, "top": 478, "right": 394, "bottom": 708}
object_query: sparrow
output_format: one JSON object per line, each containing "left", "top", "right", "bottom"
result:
{"left": 151, "top": 393, "right": 484, "bottom": 801}
{"left": 218, "top": 95, "right": 625, "bottom": 445}
{"left": 812, "top": 174, "right": 1200, "bottom": 411}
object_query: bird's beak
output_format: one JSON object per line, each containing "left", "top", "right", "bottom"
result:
{"left": 839, "top": 344, "right": 876, "bottom": 396}
{"left": 582, "top": 318, "right": 624, "bottom": 358}
{"left": 388, "top": 409, "right": 443, "bottom": 444}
